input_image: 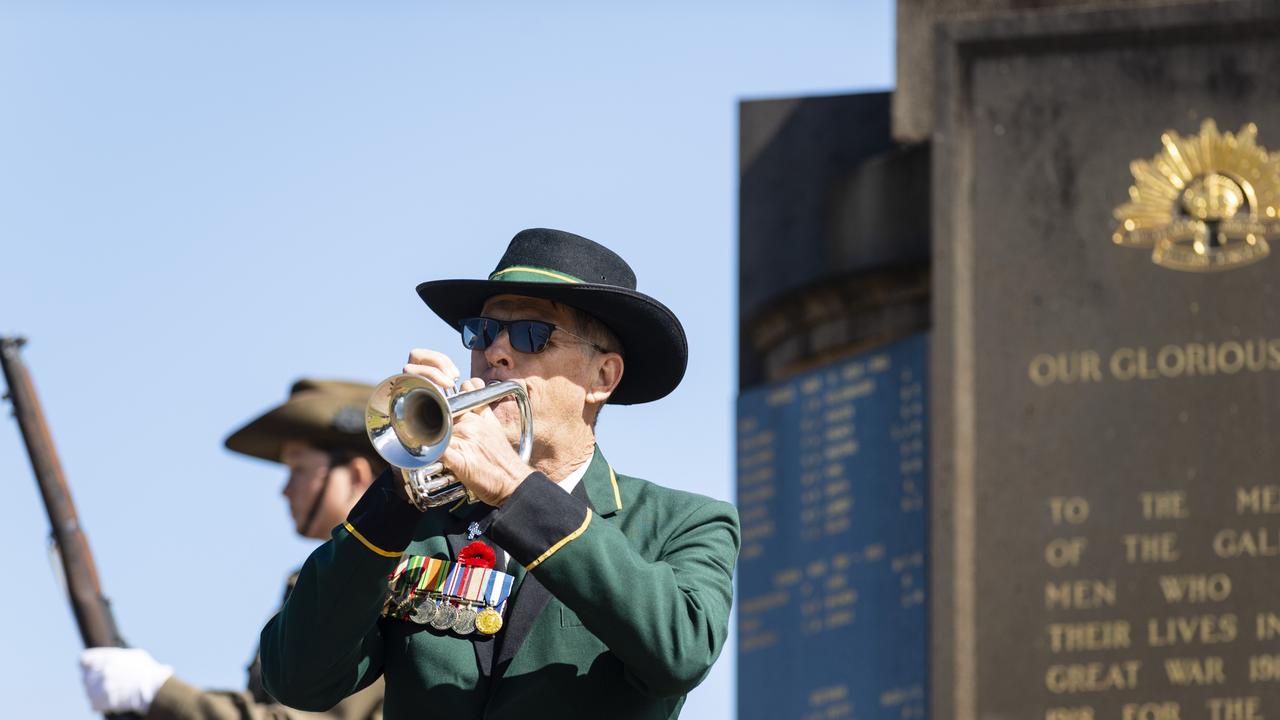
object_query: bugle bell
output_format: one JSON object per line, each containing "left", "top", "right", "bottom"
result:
{"left": 365, "top": 373, "right": 533, "bottom": 509}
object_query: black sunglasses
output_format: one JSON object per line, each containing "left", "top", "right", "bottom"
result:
{"left": 460, "top": 316, "right": 609, "bottom": 354}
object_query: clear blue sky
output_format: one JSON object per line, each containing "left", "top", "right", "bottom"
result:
{"left": 0, "top": 3, "right": 893, "bottom": 718}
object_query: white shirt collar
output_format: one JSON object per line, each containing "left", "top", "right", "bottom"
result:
{"left": 557, "top": 459, "right": 591, "bottom": 495}
{"left": 492, "top": 460, "right": 590, "bottom": 574}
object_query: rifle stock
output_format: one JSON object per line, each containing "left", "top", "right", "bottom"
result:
{"left": 1, "top": 337, "right": 139, "bottom": 719}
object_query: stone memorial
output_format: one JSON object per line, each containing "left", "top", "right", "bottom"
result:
{"left": 930, "top": 2, "right": 1280, "bottom": 718}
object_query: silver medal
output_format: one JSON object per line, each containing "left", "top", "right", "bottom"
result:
{"left": 410, "top": 595, "right": 438, "bottom": 624}
{"left": 452, "top": 606, "right": 478, "bottom": 636}
{"left": 431, "top": 602, "right": 458, "bottom": 630}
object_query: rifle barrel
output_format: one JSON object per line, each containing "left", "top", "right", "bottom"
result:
{"left": 1, "top": 336, "right": 126, "bottom": 649}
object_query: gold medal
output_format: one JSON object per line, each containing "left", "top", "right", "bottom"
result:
{"left": 475, "top": 606, "right": 504, "bottom": 635}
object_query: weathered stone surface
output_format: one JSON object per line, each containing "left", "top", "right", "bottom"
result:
{"left": 739, "top": 93, "right": 929, "bottom": 387}
{"left": 893, "top": 0, "right": 1225, "bottom": 142}
{"left": 931, "top": 2, "right": 1280, "bottom": 718}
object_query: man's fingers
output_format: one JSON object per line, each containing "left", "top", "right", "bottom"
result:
{"left": 440, "top": 425, "right": 471, "bottom": 472}
{"left": 440, "top": 443, "right": 459, "bottom": 470}
{"left": 454, "top": 378, "right": 489, "bottom": 415}
{"left": 405, "top": 349, "right": 461, "bottom": 381}
{"left": 451, "top": 409, "right": 481, "bottom": 433}
{"left": 402, "top": 363, "right": 457, "bottom": 390}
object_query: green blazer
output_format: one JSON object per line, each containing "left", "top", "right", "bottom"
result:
{"left": 259, "top": 447, "right": 739, "bottom": 720}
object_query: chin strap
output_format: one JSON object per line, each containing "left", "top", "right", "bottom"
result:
{"left": 300, "top": 451, "right": 349, "bottom": 537}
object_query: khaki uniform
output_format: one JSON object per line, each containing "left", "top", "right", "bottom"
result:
{"left": 148, "top": 676, "right": 383, "bottom": 720}
{"left": 147, "top": 574, "right": 385, "bottom": 720}
{"left": 143, "top": 379, "right": 387, "bottom": 719}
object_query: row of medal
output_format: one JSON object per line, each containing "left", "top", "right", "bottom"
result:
{"left": 383, "top": 555, "right": 515, "bottom": 637}
{"left": 386, "top": 591, "right": 498, "bottom": 635}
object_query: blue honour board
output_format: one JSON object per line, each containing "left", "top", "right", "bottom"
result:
{"left": 736, "top": 333, "right": 928, "bottom": 720}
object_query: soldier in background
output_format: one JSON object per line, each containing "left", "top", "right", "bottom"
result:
{"left": 79, "top": 379, "right": 386, "bottom": 719}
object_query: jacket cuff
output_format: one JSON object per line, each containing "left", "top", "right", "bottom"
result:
{"left": 488, "top": 472, "right": 592, "bottom": 571}
{"left": 144, "top": 675, "right": 200, "bottom": 720}
{"left": 343, "top": 468, "right": 423, "bottom": 556}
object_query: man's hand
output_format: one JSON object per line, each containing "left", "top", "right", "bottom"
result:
{"left": 402, "top": 352, "right": 533, "bottom": 506}
{"left": 80, "top": 647, "right": 174, "bottom": 714}
{"left": 404, "top": 348, "right": 462, "bottom": 390}
{"left": 440, "top": 378, "right": 534, "bottom": 505}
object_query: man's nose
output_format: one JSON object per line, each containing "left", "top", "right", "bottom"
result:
{"left": 484, "top": 327, "right": 514, "bottom": 368}
{"left": 282, "top": 471, "right": 299, "bottom": 498}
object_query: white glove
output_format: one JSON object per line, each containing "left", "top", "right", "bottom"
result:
{"left": 80, "top": 647, "right": 175, "bottom": 714}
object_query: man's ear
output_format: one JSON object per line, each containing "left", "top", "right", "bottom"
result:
{"left": 348, "top": 455, "right": 377, "bottom": 492}
{"left": 585, "top": 352, "right": 624, "bottom": 406}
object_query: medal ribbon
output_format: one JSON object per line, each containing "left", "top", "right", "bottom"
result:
{"left": 484, "top": 569, "right": 515, "bottom": 612}
{"left": 459, "top": 564, "right": 475, "bottom": 604}
{"left": 389, "top": 555, "right": 421, "bottom": 586}
{"left": 384, "top": 555, "right": 515, "bottom": 617}
{"left": 415, "top": 558, "right": 449, "bottom": 595}
{"left": 443, "top": 562, "right": 466, "bottom": 601}
{"left": 390, "top": 556, "right": 410, "bottom": 584}
{"left": 463, "top": 565, "right": 486, "bottom": 601}
{"left": 388, "top": 556, "right": 452, "bottom": 597}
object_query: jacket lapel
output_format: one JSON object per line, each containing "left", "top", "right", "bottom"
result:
{"left": 491, "top": 447, "right": 622, "bottom": 683}
{"left": 489, "top": 480, "right": 590, "bottom": 680}
{"left": 579, "top": 446, "right": 624, "bottom": 519}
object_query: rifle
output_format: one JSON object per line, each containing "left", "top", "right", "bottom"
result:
{"left": 1, "top": 336, "right": 139, "bottom": 720}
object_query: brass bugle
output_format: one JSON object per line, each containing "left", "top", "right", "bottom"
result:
{"left": 365, "top": 374, "right": 533, "bottom": 509}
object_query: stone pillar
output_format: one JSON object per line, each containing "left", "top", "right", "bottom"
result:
{"left": 930, "top": 2, "right": 1280, "bottom": 718}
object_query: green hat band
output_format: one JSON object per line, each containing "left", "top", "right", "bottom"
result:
{"left": 488, "top": 265, "right": 584, "bottom": 284}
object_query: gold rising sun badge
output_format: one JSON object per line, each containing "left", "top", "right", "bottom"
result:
{"left": 1113, "top": 119, "right": 1280, "bottom": 272}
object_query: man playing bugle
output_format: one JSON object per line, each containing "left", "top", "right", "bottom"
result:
{"left": 260, "top": 228, "right": 739, "bottom": 719}
{"left": 80, "top": 380, "right": 386, "bottom": 719}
